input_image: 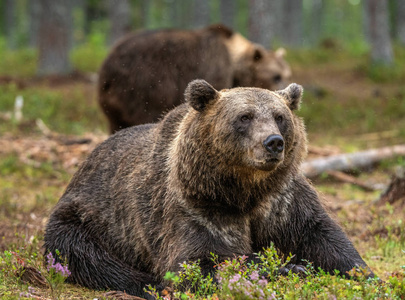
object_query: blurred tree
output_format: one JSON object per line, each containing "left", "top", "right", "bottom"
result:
{"left": 248, "top": 0, "right": 276, "bottom": 48}
{"left": 281, "top": 0, "right": 303, "bottom": 47}
{"left": 365, "top": 0, "right": 393, "bottom": 65}
{"left": 308, "top": 0, "right": 323, "bottom": 45}
{"left": 107, "top": 0, "right": 130, "bottom": 45}
{"left": 85, "top": 0, "right": 106, "bottom": 35}
{"left": 362, "top": 0, "right": 370, "bottom": 43}
{"left": 220, "top": 0, "right": 236, "bottom": 29}
{"left": 396, "top": 0, "right": 405, "bottom": 45}
{"left": 4, "top": 0, "right": 17, "bottom": 49}
{"left": 141, "top": 0, "right": 151, "bottom": 28}
{"left": 38, "top": 0, "right": 73, "bottom": 75}
{"left": 193, "top": 0, "right": 210, "bottom": 28}
{"left": 168, "top": 0, "right": 192, "bottom": 28}
{"left": 28, "top": 1, "right": 41, "bottom": 48}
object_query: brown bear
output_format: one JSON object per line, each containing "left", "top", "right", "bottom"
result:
{"left": 98, "top": 24, "right": 292, "bottom": 133}
{"left": 45, "top": 80, "right": 374, "bottom": 298}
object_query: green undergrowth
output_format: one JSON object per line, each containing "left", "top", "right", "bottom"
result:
{"left": 298, "top": 88, "right": 405, "bottom": 150}
{"left": 0, "top": 153, "right": 69, "bottom": 219}
{"left": 0, "top": 35, "right": 108, "bottom": 77}
{"left": 0, "top": 233, "right": 104, "bottom": 299}
{"left": 0, "top": 39, "right": 37, "bottom": 78}
{"left": 1, "top": 240, "right": 404, "bottom": 299}
{"left": 288, "top": 43, "right": 405, "bottom": 83}
{"left": 300, "top": 94, "right": 405, "bottom": 135}
{"left": 0, "top": 83, "right": 106, "bottom": 135}
{"left": 152, "top": 248, "right": 405, "bottom": 299}
{"left": 70, "top": 32, "right": 108, "bottom": 73}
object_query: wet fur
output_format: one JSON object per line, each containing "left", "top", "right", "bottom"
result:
{"left": 45, "top": 81, "right": 373, "bottom": 298}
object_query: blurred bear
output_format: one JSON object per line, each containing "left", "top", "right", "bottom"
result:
{"left": 98, "top": 24, "right": 292, "bottom": 133}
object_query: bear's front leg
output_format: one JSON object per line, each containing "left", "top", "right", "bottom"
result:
{"left": 257, "top": 175, "right": 375, "bottom": 279}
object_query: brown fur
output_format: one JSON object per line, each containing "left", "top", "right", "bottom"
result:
{"left": 45, "top": 81, "right": 373, "bottom": 298}
{"left": 98, "top": 24, "right": 292, "bottom": 133}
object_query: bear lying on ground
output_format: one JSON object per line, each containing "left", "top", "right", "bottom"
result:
{"left": 98, "top": 24, "right": 291, "bottom": 133}
{"left": 45, "top": 80, "right": 373, "bottom": 298}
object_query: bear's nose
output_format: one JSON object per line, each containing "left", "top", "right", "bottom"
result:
{"left": 263, "top": 134, "right": 284, "bottom": 154}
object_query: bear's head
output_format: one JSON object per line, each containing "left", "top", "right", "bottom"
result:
{"left": 181, "top": 80, "right": 306, "bottom": 178}
{"left": 169, "top": 80, "right": 306, "bottom": 213}
{"left": 224, "top": 32, "right": 292, "bottom": 91}
{"left": 233, "top": 45, "right": 292, "bottom": 91}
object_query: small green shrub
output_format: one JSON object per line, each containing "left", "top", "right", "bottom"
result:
{"left": 70, "top": 32, "right": 108, "bottom": 73}
{"left": 147, "top": 243, "right": 405, "bottom": 299}
{"left": 0, "top": 38, "right": 37, "bottom": 77}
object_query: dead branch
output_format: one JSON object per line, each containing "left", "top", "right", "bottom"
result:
{"left": 35, "top": 118, "right": 53, "bottom": 137}
{"left": 302, "top": 144, "right": 405, "bottom": 178}
{"left": 308, "top": 145, "right": 340, "bottom": 156}
{"left": 17, "top": 266, "right": 48, "bottom": 288}
{"left": 104, "top": 291, "right": 148, "bottom": 300}
{"left": 325, "top": 170, "right": 377, "bottom": 191}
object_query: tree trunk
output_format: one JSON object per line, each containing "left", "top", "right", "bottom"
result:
{"left": 396, "top": 0, "right": 405, "bottom": 45}
{"left": 281, "top": 0, "right": 303, "bottom": 48}
{"left": 362, "top": 0, "right": 370, "bottom": 43}
{"left": 4, "top": 0, "right": 17, "bottom": 49}
{"left": 309, "top": 0, "right": 323, "bottom": 45}
{"left": 140, "top": 0, "right": 151, "bottom": 28}
{"left": 37, "top": 0, "right": 73, "bottom": 76}
{"left": 177, "top": 0, "right": 193, "bottom": 28}
{"left": 248, "top": 0, "right": 276, "bottom": 48}
{"left": 28, "top": 1, "right": 41, "bottom": 48}
{"left": 365, "top": 0, "right": 394, "bottom": 65}
{"left": 220, "top": 0, "right": 236, "bottom": 29}
{"left": 107, "top": 0, "right": 131, "bottom": 46}
{"left": 193, "top": 0, "right": 210, "bottom": 28}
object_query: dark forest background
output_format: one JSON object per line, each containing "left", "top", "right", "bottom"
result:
{"left": 0, "top": 0, "right": 403, "bottom": 76}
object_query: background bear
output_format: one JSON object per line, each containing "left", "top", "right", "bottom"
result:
{"left": 98, "top": 24, "right": 291, "bottom": 133}
{"left": 45, "top": 80, "right": 373, "bottom": 298}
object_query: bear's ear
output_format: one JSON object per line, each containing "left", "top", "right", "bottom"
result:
{"left": 275, "top": 47, "right": 286, "bottom": 59}
{"left": 185, "top": 80, "right": 219, "bottom": 112}
{"left": 276, "top": 83, "right": 303, "bottom": 111}
{"left": 207, "top": 24, "right": 234, "bottom": 38}
{"left": 253, "top": 45, "right": 266, "bottom": 61}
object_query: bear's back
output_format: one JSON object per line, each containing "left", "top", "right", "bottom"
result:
{"left": 98, "top": 27, "right": 233, "bottom": 131}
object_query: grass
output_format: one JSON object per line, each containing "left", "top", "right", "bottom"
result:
{"left": 70, "top": 32, "right": 108, "bottom": 73}
{"left": 145, "top": 246, "right": 405, "bottom": 299}
{"left": 1, "top": 41, "right": 405, "bottom": 298}
{"left": 0, "top": 82, "right": 107, "bottom": 135}
{"left": 1, "top": 238, "right": 404, "bottom": 299}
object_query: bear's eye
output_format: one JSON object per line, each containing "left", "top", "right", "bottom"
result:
{"left": 240, "top": 115, "right": 251, "bottom": 123}
{"left": 273, "top": 74, "right": 282, "bottom": 83}
{"left": 276, "top": 115, "right": 283, "bottom": 124}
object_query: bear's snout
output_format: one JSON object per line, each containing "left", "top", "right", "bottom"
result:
{"left": 263, "top": 134, "right": 284, "bottom": 156}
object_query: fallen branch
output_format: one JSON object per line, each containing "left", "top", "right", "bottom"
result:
{"left": 308, "top": 145, "right": 340, "bottom": 156}
{"left": 325, "top": 170, "right": 377, "bottom": 192}
{"left": 302, "top": 144, "right": 405, "bottom": 178}
{"left": 36, "top": 118, "right": 53, "bottom": 137}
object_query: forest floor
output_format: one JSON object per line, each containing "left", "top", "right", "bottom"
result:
{"left": 0, "top": 47, "right": 405, "bottom": 299}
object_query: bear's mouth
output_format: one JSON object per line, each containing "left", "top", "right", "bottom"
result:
{"left": 251, "top": 157, "right": 283, "bottom": 172}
